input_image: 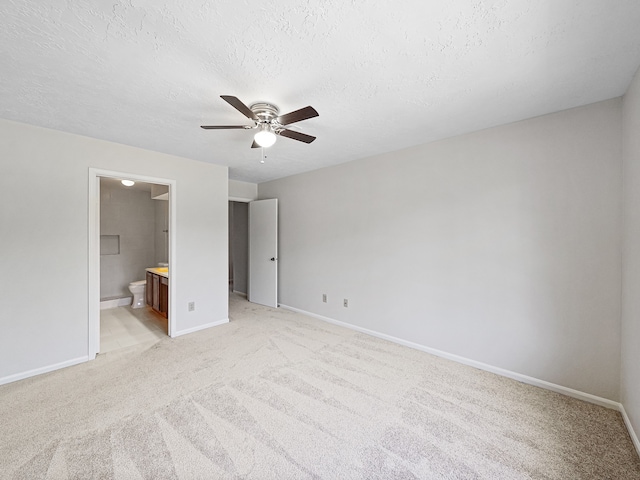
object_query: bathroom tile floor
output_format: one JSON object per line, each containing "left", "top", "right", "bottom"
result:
{"left": 100, "top": 305, "right": 168, "bottom": 354}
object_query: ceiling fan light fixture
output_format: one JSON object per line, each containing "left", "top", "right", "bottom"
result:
{"left": 254, "top": 128, "right": 277, "bottom": 148}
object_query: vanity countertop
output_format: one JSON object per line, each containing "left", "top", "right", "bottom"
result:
{"left": 146, "top": 267, "right": 168, "bottom": 278}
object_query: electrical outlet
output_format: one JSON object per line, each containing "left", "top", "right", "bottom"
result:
{"left": 188, "top": 302, "right": 195, "bottom": 312}
{"left": 343, "top": 299, "right": 348, "bottom": 308}
{"left": 322, "top": 294, "right": 327, "bottom": 303}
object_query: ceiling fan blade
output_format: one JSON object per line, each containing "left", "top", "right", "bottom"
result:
{"left": 200, "top": 125, "right": 252, "bottom": 129}
{"left": 276, "top": 106, "right": 318, "bottom": 125}
{"left": 251, "top": 140, "right": 260, "bottom": 148}
{"left": 220, "top": 95, "right": 259, "bottom": 121}
{"left": 278, "top": 128, "right": 316, "bottom": 144}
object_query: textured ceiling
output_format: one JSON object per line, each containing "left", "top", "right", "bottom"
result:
{"left": 2, "top": 1, "right": 640, "bottom": 184}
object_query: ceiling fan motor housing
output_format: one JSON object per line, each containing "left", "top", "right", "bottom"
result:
{"left": 250, "top": 103, "right": 280, "bottom": 125}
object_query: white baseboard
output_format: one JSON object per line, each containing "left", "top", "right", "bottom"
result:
{"left": 279, "top": 304, "right": 621, "bottom": 411}
{"left": 232, "top": 290, "right": 247, "bottom": 297}
{"left": 620, "top": 404, "right": 640, "bottom": 457}
{"left": 172, "top": 318, "right": 229, "bottom": 338}
{"left": 100, "top": 297, "right": 132, "bottom": 310}
{"left": 0, "top": 356, "right": 89, "bottom": 386}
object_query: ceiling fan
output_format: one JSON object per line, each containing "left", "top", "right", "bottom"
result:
{"left": 201, "top": 95, "right": 319, "bottom": 148}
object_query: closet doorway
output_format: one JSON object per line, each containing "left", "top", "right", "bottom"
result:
{"left": 228, "top": 201, "right": 249, "bottom": 296}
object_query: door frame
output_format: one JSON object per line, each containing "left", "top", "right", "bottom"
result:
{"left": 88, "top": 168, "right": 177, "bottom": 359}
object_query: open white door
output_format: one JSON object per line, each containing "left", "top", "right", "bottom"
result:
{"left": 249, "top": 198, "right": 278, "bottom": 307}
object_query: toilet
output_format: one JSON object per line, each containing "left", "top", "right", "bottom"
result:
{"left": 128, "top": 280, "right": 147, "bottom": 309}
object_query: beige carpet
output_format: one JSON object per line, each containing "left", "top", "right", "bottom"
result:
{"left": 1, "top": 293, "right": 638, "bottom": 479}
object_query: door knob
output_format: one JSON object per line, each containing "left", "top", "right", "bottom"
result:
{"left": 270, "top": 257, "right": 277, "bottom": 261}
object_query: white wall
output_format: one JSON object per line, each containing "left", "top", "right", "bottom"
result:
{"left": 259, "top": 99, "right": 623, "bottom": 401}
{"left": 154, "top": 199, "right": 169, "bottom": 265}
{"left": 100, "top": 179, "right": 156, "bottom": 298}
{"left": 0, "top": 119, "right": 228, "bottom": 382}
{"left": 229, "top": 179, "right": 257, "bottom": 201}
{"left": 621, "top": 66, "right": 640, "bottom": 442}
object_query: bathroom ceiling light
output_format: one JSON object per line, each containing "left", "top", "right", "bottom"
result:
{"left": 121, "top": 180, "right": 135, "bottom": 187}
{"left": 254, "top": 127, "right": 277, "bottom": 148}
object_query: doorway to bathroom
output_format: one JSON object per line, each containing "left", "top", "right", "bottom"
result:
{"left": 88, "top": 169, "right": 176, "bottom": 359}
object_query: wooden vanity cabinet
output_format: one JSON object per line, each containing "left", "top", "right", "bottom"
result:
{"left": 146, "top": 271, "right": 168, "bottom": 319}
{"left": 146, "top": 271, "right": 153, "bottom": 306}
{"left": 159, "top": 277, "right": 168, "bottom": 317}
